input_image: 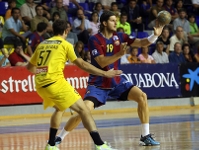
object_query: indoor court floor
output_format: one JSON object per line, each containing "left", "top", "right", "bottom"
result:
{"left": 0, "top": 107, "right": 199, "bottom": 150}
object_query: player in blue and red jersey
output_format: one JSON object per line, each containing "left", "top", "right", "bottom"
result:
{"left": 55, "top": 11, "right": 164, "bottom": 148}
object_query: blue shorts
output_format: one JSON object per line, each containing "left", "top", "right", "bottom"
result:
{"left": 83, "top": 81, "right": 134, "bottom": 108}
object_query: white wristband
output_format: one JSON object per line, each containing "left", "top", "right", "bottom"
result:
{"left": 147, "top": 33, "right": 158, "bottom": 43}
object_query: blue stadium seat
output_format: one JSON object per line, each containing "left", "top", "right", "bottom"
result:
{"left": 88, "top": 2, "right": 95, "bottom": 11}
{"left": 0, "top": 2, "right": 8, "bottom": 16}
{"left": 131, "top": 31, "right": 136, "bottom": 38}
{"left": 79, "top": 3, "right": 89, "bottom": 11}
{"left": 196, "top": 15, "right": 199, "bottom": 27}
{"left": 137, "top": 31, "right": 149, "bottom": 38}
{"left": 69, "top": 2, "right": 76, "bottom": 8}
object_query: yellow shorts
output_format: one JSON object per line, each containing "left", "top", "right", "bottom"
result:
{"left": 36, "top": 78, "right": 81, "bottom": 111}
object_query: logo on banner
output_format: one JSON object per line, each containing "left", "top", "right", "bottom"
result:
{"left": 182, "top": 67, "right": 199, "bottom": 91}
{"left": 121, "top": 73, "right": 179, "bottom": 88}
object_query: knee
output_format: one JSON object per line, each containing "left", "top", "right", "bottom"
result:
{"left": 138, "top": 92, "right": 147, "bottom": 104}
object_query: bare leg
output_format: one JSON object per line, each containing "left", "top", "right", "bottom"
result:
{"left": 51, "top": 106, "right": 65, "bottom": 128}
{"left": 69, "top": 99, "right": 95, "bottom": 132}
{"left": 127, "top": 86, "right": 149, "bottom": 123}
{"left": 48, "top": 106, "right": 65, "bottom": 146}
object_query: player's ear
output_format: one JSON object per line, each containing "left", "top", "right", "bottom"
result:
{"left": 103, "top": 21, "right": 107, "bottom": 27}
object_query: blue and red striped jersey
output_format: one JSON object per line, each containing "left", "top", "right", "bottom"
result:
{"left": 88, "top": 32, "right": 135, "bottom": 89}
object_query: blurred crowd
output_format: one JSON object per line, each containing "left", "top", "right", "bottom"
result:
{"left": 0, "top": 0, "right": 199, "bottom": 67}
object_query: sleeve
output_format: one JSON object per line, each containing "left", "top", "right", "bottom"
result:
{"left": 28, "top": 34, "right": 35, "bottom": 47}
{"left": 149, "top": 55, "right": 154, "bottom": 60}
{"left": 166, "top": 54, "right": 169, "bottom": 63}
{"left": 88, "top": 36, "right": 104, "bottom": 58}
{"left": 6, "top": 19, "right": 14, "bottom": 30}
{"left": 169, "top": 37, "right": 175, "bottom": 51}
{"left": 121, "top": 32, "right": 135, "bottom": 45}
{"left": 86, "top": 20, "right": 91, "bottom": 29}
{"left": 73, "top": 19, "right": 80, "bottom": 28}
{"left": 126, "top": 24, "right": 131, "bottom": 35}
{"left": 67, "top": 43, "right": 77, "bottom": 62}
{"left": 30, "top": 19, "right": 36, "bottom": 32}
{"left": 152, "top": 53, "right": 158, "bottom": 63}
{"left": 20, "top": 5, "right": 28, "bottom": 17}
{"left": 5, "top": 10, "right": 11, "bottom": 20}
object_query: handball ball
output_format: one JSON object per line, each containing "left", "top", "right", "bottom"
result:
{"left": 157, "top": 11, "right": 171, "bottom": 25}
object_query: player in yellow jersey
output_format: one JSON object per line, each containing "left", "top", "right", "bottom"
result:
{"left": 26, "top": 19, "right": 122, "bottom": 150}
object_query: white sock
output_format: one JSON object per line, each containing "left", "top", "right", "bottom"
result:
{"left": 58, "top": 128, "right": 69, "bottom": 140}
{"left": 141, "top": 123, "right": 149, "bottom": 136}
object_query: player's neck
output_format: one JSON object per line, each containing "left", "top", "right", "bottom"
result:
{"left": 101, "top": 30, "right": 113, "bottom": 39}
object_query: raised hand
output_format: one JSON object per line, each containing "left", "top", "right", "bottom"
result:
{"left": 153, "top": 20, "right": 164, "bottom": 37}
{"left": 118, "top": 42, "right": 128, "bottom": 56}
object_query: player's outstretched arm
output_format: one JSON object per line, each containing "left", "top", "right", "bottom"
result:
{"left": 73, "top": 58, "right": 122, "bottom": 78}
{"left": 26, "top": 62, "right": 36, "bottom": 74}
{"left": 130, "top": 22, "right": 164, "bottom": 47}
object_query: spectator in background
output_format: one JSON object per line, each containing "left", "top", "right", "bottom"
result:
{"left": 66, "top": 21, "right": 78, "bottom": 46}
{"left": 157, "top": 27, "right": 170, "bottom": 54}
{"left": 5, "top": 0, "right": 16, "bottom": 20}
{"left": 90, "top": 11, "right": 100, "bottom": 36}
{"left": 194, "top": 46, "right": 199, "bottom": 62}
{"left": 94, "top": 2, "right": 103, "bottom": 18}
{"left": 164, "top": 0, "right": 178, "bottom": 23}
{"left": 84, "top": 51, "right": 91, "bottom": 63}
{"left": 152, "top": 41, "right": 169, "bottom": 63}
{"left": 2, "top": 8, "right": 30, "bottom": 46}
{"left": 148, "top": 0, "right": 164, "bottom": 29}
{"left": 138, "top": 47, "right": 156, "bottom": 63}
{"left": 192, "top": 0, "right": 199, "bottom": 15}
{"left": 169, "top": 26, "right": 188, "bottom": 52}
{"left": 51, "top": 0, "right": 68, "bottom": 22}
{"left": 117, "top": 27, "right": 125, "bottom": 33}
{"left": 20, "top": 0, "right": 36, "bottom": 27}
{"left": 121, "top": 0, "right": 144, "bottom": 32}
{"left": 169, "top": 42, "right": 186, "bottom": 63}
{"left": 99, "top": 0, "right": 116, "bottom": 10}
{"left": 8, "top": 42, "right": 31, "bottom": 66}
{"left": 188, "top": 14, "right": 199, "bottom": 37}
{"left": 74, "top": 41, "right": 84, "bottom": 59}
{"left": 0, "top": 39, "right": 11, "bottom": 67}
{"left": 30, "top": 5, "right": 52, "bottom": 33}
{"left": 173, "top": 9, "right": 189, "bottom": 34}
{"left": 27, "top": 22, "right": 48, "bottom": 56}
{"left": 117, "top": 13, "right": 131, "bottom": 35}
{"left": 173, "top": 9, "right": 199, "bottom": 50}
{"left": 182, "top": 43, "right": 194, "bottom": 62}
{"left": 51, "top": 0, "right": 83, "bottom": 16}
{"left": 110, "top": 2, "right": 121, "bottom": 22}
{"left": 73, "top": 9, "right": 92, "bottom": 45}
{"left": 127, "top": 47, "right": 141, "bottom": 63}
{"left": 175, "top": 0, "right": 185, "bottom": 12}
{"left": 49, "top": 12, "right": 60, "bottom": 25}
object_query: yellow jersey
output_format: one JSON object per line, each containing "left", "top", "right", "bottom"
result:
{"left": 30, "top": 36, "right": 77, "bottom": 88}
